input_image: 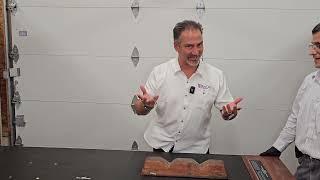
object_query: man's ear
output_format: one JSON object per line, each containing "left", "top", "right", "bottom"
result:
{"left": 174, "top": 41, "right": 179, "bottom": 52}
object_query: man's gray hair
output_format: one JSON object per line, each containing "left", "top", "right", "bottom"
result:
{"left": 173, "top": 20, "right": 203, "bottom": 41}
{"left": 312, "top": 23, "right": 320, "bottom": 34}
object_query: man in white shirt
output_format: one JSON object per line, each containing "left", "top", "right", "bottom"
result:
{"left": 261, "top": 23, "right": 320, "bottom": 180}
{"left": 132, "top": 20, "right": 242, "bottom": 154}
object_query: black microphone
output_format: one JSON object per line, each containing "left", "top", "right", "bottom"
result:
{"left": 189, "top": 86, "right": 195, "bottom": 94}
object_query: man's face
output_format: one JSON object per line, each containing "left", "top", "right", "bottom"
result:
{"left": 174, "top": 29, "right": 203, "bottom": 67}
{"left": 310, "top": 31, "right": 320, "bottom": 68}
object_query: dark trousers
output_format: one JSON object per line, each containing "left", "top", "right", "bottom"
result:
{"left": 296, "top": 155, "right": 320, "bottom": 180}
{"left": 295, "top": 146, "right": 320, "bottom": 180}
{"left": 153, "top": 146, "right": 210, "bottom": 154}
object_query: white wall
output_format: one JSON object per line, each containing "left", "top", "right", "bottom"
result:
{"left": 10, "top": 0, "right": 320, "bottom": 173}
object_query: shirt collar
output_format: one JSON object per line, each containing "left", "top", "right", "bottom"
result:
{"left": 195, "top": 60, "right": 205, "bottom": 76}
{"left": 172, "top": 57, "right": 181, "bottom": 74}
{"left": 172, "top": 57, "right": 205, "bottom": 76}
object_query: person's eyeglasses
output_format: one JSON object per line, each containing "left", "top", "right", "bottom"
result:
{"left": 309, "top": 42, "right": 320, "bottom": 49}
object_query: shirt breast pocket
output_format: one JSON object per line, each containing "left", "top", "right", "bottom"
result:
{"left": 193, "top": 88, "right": 216, "bottom": 111}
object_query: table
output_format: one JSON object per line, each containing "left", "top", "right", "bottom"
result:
{"left": 0, "top": 147, "right": 293, "bottom": 180}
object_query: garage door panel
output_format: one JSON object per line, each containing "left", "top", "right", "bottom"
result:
{"left": 205, "top": 0, "right": 320, "bottom": 9}
{"left": 17, "top": 55, "right": 139, "bottom": 104}
{"left": 16, "top": 56, "right": 168, "bottom": 104}
{"left": 18, "top": 0, "right": 132, "bottom": 8}
{"left": 18, "top": 0, "right": 320, "bottom": 9}
{"left": 12, "top": 7, "right": 136, "bottom": 57}
{"left": 202, "top": 10, "right": 317, "bottom": 60}
{"left": 17, "top": 101, "right": 150, "bottom": 150}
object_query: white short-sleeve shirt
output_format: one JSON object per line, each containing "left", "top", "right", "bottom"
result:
{"left": 143, "top": 58, "right": 234, "bottom": 153}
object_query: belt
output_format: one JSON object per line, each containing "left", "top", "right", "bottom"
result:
{"left": 153, "top": 146, "right": 174, "bottom": 153}
{"left": 295, "top": 146, "right": 319, "bottom": 160}
{"left": 301, "top": 154, "right": 319, "bottom": 160}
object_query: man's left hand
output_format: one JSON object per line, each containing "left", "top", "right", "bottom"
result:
{"left": 221, "top": 97, "right": 243, "bottom": 120}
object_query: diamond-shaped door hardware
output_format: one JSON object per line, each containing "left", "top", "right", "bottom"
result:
{"left": 131, "top": 0, "right": 139, "bottom": 19}
{"left": 131, "top": 46, "right": 140, "bottom": 67}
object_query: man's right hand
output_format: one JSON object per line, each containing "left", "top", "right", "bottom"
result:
{"left": 260, "top": 146, "right": 281, "bottom": 157}
{"left": 137, "top": 85, "right": 159, "bottom": 109}
{"left": 221, "top": 98, "right": 243, "bottom": 120}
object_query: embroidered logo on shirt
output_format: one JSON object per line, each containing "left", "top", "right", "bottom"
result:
{"left": 198, "top": 83, "right": 210, "bottom": 90}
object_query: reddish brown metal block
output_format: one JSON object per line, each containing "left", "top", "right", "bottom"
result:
{"left": 141, "top": 156, "right": 228, "bottom": 179}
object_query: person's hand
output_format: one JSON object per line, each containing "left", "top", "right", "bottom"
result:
{"left": 260, "top": 147, "right": 281, "bottom": 157}
{"left": 137, "top": 85, "right": 159, "bottom": 108}
{"left": 221, "top": 97, "right": 243, "bottom": 120}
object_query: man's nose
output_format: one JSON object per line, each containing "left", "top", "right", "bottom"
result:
{"left": 191, "top": 48, "right": 200, "bottom": 55}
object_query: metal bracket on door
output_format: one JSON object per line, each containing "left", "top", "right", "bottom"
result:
{"left": 131, "top": 0, "right": 139, "bottom": 19}
{"left": 13, "top": 80, "right": 18, "bottom": 91}
{"left": 6, "top": 0, "right": 18, "bottom": 14}
{"left": 9, "top": 45, "right": 19, "bottom": 63}
{"left": 2, "top": 68, "right": 21, "bottom": 80}
{"left": 131, "top": 46, "right": 140, "bottom": 67}
{"left": 14, "top": 115, "right": 26, "bottom": 127}
{"left": 9, "top": 67, "right": 20, "bottom": 77}
{"left": 196, "top": 0, "right": 205, "bottom": 18}
{"left": 12, "top": 91, "right": 21, "bottom": 104}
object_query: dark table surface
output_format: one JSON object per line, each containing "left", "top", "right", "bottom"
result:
{"left": 0, "top": 147, "right": 251, "bottom": 180}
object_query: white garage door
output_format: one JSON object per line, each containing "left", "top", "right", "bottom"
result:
{"left": 9, "top": 0, "right": 320, "bottom": 173}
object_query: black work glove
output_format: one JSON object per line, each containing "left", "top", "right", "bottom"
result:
{"left": 260, "top": 146, "right": 281, "bottom": 157}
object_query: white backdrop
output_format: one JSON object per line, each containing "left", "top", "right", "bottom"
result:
{"left": 10, "top": 0, "right": 320, "bottom": 173}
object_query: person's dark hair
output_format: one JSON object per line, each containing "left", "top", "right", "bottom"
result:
{"left": 173, "top": 20, "right": 203, "bottom": 42}
{"left": 312, "top": 23, "right": 320, "bottom": 34}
